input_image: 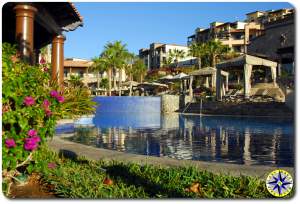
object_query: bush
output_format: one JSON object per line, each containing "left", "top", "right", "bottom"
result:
{"left": 2, "top": 43, "right": 96, "bottom": 193}
{"left": 29, "top": 146, "right": 274, "bottom": 198}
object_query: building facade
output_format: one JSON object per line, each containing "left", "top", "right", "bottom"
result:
{"left": 187, "top": 8, "right": 293, "bottom": 54}
{"left": 187, "top": 21, "right": 262, "bottom": 53}
{"left": 247, "top": 9, "right": 295, "bottom": 75}
{"left": 64, "top": 58, "right": 127, "bottom": 88}
{"left": 139, "top": 43, "right": 195, "bottom": 70}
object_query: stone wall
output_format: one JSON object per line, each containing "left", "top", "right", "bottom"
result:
{"left": 161, "top": 95, "right": 191, "bottom": 113}
{"left": 247, "top": 15, "right": 294, "bottom": 61}
{"left": 285, "top": 89, "right": 294, "bottom": 111}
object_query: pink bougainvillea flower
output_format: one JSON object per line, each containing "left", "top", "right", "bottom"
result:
{"left": 42, "top": 99, "right": 51, "bottom": 108}
{"left": 5, "top": 138, "right": 16, "bottom": 148}
{"left": 39, "top": 57, "right": 46, "bottom": 64}
{"left": 45, "top": 109, "right": 52, "bottom": 117}
{"left": 43, "top": 67, "right": 48, "bottom": 72}
{"left": 27, "top": 129, "right": 38, "bottom": 137}
{"left": 31, "top": 136, "right": 41, "bottom": 143}
{"left": 48, "top": 162, "right": 57, "bottom": 169}
{"left": 50, "top": 90, "right": 59, "bottom": 98}
{"left": 23, "top": 96, "right": 35, "bottom": 106}
{"left": 24, "top": 138, "right": 39, "bottom": 151}
{"left": 56, "top": 95, "right": 65, "bottom": 103}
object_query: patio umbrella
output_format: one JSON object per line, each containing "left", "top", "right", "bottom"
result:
{"left": 159, "top": 75, "right": 174, "bottom": 80}
{"left": 172, "top": 73, "right": 188, "bottom": 80}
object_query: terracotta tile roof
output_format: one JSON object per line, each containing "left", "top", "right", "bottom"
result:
{"left": 64, "top": 60, "right": 93, "bottom": 68}
{"left": 69, "top": 2, "right": 83, "bottom": 22}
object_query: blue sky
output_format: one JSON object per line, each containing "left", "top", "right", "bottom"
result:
{"left": 64, "top": 2, "right": 293, "bottom": 59}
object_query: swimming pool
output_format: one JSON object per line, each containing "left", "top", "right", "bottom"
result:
{"left": 56, "top": 96, "right": 294, "bottom": 167}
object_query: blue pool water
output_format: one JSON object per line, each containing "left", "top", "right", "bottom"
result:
{"left": 56, "top": 96, "right": 294, "bottom": 167}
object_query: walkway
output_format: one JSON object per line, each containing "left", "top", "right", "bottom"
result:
{"left": 48, "top": 136, "right": 294, "bottom": 180}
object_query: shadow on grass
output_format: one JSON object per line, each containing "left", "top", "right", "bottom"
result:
{"left": 104, "top": 164, "right": 190, "bottom": 198}
{"left": 57, "top": 149, "right": 191, "bottom": 198}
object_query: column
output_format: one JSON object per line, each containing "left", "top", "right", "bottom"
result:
{"left": 225, "top": 74, "right": 229, "bottom": 92}
{"left": 189, "top": 76, "right": 194, "bottom": 98}
{"left": 51, "top": 35, "right": 65, "bottom": 87}
{"left": 205, "top": 77, "right": 209, "bottom": 88}
{"left": 243, "top": 64, "right": 252, "bottom": 98}
{"left": 270, "top": 66, "right": 277, "bottom": 87}
{"left": 216, "top": 68, "right": 222, "bottom": 101}
{"left": 14, "top": 4, "right": 37, "bottom": 64}
{"left": 212, "top": 73, "right": 217, "bottom": 91}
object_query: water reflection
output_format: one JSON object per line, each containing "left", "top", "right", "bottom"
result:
{"left": 60, "top": 114, "right": 294, "bottom": 167}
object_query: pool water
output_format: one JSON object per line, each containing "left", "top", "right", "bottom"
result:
{"left": 56, "top": 96, "right": 294, "bottom": 167}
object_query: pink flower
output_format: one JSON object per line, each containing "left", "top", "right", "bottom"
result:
{"left": 42, "top": 99, "right": 51, "bottom": 108}
{"left": 23, "top": 96, "right": 35, "bottom": 106}
{"left": 43, "top": 66, "right": 48, "bottom": 72}
{"left": 45, "top": 109, "right": 52, "bottom": 117}
{"left": 27, "top": 129, "right": 38, "bottom": 137}
{"left": 39, "top": 57, "right": 46, "bottom": 65}
{"left": 56, "top": 95, "right": 65, "bottom": 103}
{"left": 48, "top": 162, "right": 57, "bottom": 169}
{"left": 50, "top": 90, "right": 59, "bottom": 98}
{"left": 31, "top": 136, "right": 41, "bottom": 143}
{"left": 5, "top": 138, "right": 16, "bottom": 148}
{"left": 24, "top": 138, "right": 39, "bottom": 151}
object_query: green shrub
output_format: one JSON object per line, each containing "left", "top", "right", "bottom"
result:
{"left": 2, "top": 43, "right": 96, "bottom": 194}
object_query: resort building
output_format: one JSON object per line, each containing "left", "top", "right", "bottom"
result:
{"left": 64, "top": 58, "right": 127, "bottom": 88}
{"left": 2, "top": 2, "right": 83, "bottom": 87}
{"left": 247, "top": 9, "right": 295, "bottom": 76}
{"left": 187, "top": 21, "right": 263, "bottom": 53}
{"left": 187, "top": 8, "right": 294, "bottom": 54}
{"left": 139, "top": 43, "right": 196, "bottom": 70}
{"left": 245, "top": 8, "right": 294, "bottom": 24}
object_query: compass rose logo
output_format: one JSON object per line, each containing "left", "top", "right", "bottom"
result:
{"left": 266, "top": 169, "right": 293, "bottom": 197}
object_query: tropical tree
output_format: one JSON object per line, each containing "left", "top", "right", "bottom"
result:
{"left": 91, "top": 57, "right": 108, "bottom": 89}
{"left": 169, "top": 49, "right": 185, "bottom": 68}
{"left": 205, "top": 40, "right": 230, "bottom": 67}
{"left": 188, "top": 42, "right": 207, "bottom": 69}
{"left": 132, "top": 59, "right": 147, "bottom": 83}
{"left": 162, "top": 52, "right": 174, "bottom": 68}
{"left": 67, "top": 74, "right": 84, "bottom": 88}
{"left": 102, "top": 41, "right": 129, "bottom": 96}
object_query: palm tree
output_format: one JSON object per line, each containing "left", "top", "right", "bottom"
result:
{"left": 205, "top": 40, "right": 230, "bottom": 67}
{"left": 68, "top": 74, "right": 84, "bottom": 88}
{"left": 188, "top": 42, "right": 207, "bottom": 69}
{"left": 170, "top": 49, "right": 185, "bottom": 68}
{"left": 103, "top": 41, "right": 129, "bottom": 96}
{"left": 162, "top": 52, "right": 174, "bottom": 68}
{"left": 91, "top": 57, "right": 108, "bottom": 90}
{"left": 132, "top": 59, "right": 147, "bottom": 83}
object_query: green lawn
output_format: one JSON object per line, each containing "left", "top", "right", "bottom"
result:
{"left": 29, "top": 145, "right": 276, "bottom": 198}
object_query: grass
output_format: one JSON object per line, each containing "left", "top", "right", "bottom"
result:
{"left": 27, "top": 145, "right": 282, "bottom": 199}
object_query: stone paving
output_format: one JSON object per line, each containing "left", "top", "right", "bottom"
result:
{"left": 48, "top": 136, "right": 294, "bottom": 180}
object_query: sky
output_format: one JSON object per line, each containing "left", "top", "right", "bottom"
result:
{"left": 64, "top": 2, "right": 293, "bottom": 59}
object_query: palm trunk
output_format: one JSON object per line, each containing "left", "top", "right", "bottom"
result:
{"left": 108, "top": 68, "right": 112, "bottom": 96}
{"left": 212, "top": 54, "right": 216, "bottom": 67}
{"left": 198, "top": 57, "right": 202, "bottom": 69}
{"left": 113, "top": 67, "right": 117, "bottom": 91}
{"left": 140, "top": 74, "right": 143, "bottom": 83}
{"left": 129, "top": 72, "right": 133, "bottom": 96}
{"left": 129, "top": 81, "right": 132, "bottom": 96}
{"left": 97, "top": 72, "right": 100, "bottom": 89}
{"left": 118, "top": 68, "right": 122, "bottom": 96}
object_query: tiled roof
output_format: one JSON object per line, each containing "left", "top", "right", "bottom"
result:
{"left": 69, "top": 2, "right": 83, "bottom": 22}
{"left": 64, "top": 60, "right": 93, "bottom": 68}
